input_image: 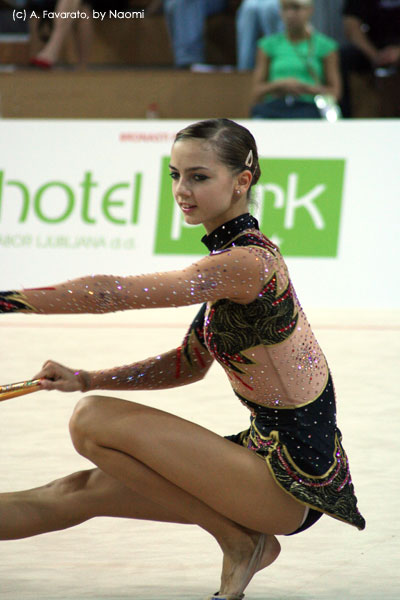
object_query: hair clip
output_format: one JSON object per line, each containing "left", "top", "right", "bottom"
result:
{"left": 245, "top": 149, "right": 253, "bottom": 168}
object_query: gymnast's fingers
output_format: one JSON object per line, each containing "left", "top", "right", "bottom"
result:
{"left": 33, "top": 361, "right": 81, "bottom": 392}
{"left": 33, "top": 360, "right": 62, "bottom": 383}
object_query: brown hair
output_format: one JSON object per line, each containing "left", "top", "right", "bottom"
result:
{"left": 174, "top": 118, "right": 261, "bottom": 198}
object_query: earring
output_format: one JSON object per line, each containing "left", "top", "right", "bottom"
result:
{"left": 235, "top": 189, "right": 241, "bottom": 196}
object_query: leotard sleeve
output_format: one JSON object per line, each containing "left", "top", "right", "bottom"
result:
{"left": 0, "top": 247, "right": 271, "bottom": 315}
{"left": 77, "top": 303, "right": 213, "bottom": 392}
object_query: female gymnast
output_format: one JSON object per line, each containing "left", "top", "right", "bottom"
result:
{"left": 0, "top": 118, "right": 365, "bottom": 599}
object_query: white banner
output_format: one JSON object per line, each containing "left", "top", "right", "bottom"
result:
{"left": 0, "top": 119, "right": 399, "bottom": 308}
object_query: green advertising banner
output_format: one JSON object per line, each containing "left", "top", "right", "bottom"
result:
{"left": 1, "top": 119, "right": 397, "bottom": 307}
{"left": 154, "top": 156, "right": 345, "bottom": 258}
{"left": 255, "top": 158, "right": 345, "bottom": 257}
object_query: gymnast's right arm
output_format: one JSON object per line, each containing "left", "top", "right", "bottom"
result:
{"left": 34, "top": 305, "right": 214, "bottom": 393}
{"left": 0, "top": 247, "right": 268, "bottom": 316}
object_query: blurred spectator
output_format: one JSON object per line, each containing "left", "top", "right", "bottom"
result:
{"left": 250, "top": 0, "right": 341, "bottom": 118}
{"left": 340, "top": 0, "right": 400, "bottom": 117}
{"left": 29, "top": 0, "right": 93, "bottom": 69}
{"left": 29, "top": 0, "right": 127, "bottom": 69}
{"left": 236, "top": 0, "right": 345, "bottom": 72}
{"left": 163, "top": 0, "right": 229, "bottom": 69}
{"left": 311, "top": 0, "right": 345, "bottom": 44}
{"left": 236, "top": 0, "right": 283, "bottom": 71}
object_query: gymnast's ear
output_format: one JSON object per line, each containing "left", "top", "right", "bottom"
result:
{"left": 236, "top": 170, "right": 253, "bottom": 193}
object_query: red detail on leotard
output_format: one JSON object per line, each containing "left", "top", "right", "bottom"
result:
{"left": 272, "top": 287, "right": 291, "bottom": 306}
{"left": 24, "top": 287, "right": 56, "bottom": 291}
{"left": 233, "top": 372, "right": 254, "bottom": 391}
{"left": 175, "top": 346, "right": 182, "bottom": 379}
{"left": 277, "top": 319, "right": 297, "bottom": 334}
{"left": 0, "top": 300, "right": 15, "bottom": 311}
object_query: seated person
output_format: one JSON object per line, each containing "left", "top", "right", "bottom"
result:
{"left": 30, "top": 0, "right": 92, "bottom": 69}
{"left": 250, "top": 0, "right": 341, "bottom": 118}
{"left": 29, "top": 0, "right": 128, "bottom": 69}
{"left": 163, "top": 0, "right": 229, "bottom": 69}
{"left": 340, "top": 0, "right": 400, "bottom": 117}
{"left": 236, "top": 0, "right": 345, "bottom": 73}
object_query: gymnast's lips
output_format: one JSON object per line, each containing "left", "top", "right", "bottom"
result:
{"left": 179, "top": 203, "right": 197, "bottom": 213}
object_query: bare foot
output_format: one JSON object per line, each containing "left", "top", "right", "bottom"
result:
{"left": 218, "top": 533, "right": 281, "bottom": 596}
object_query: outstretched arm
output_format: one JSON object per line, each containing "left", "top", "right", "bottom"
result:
{"left": 35, "top": 305, "right": 214, "bottom": 393}
{"left": 0, "top": 247, "right": 269, "bottom": 315}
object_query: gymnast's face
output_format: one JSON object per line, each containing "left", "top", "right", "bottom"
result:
{"left": 169, "top": 138, "right": 249, "bottom": 234}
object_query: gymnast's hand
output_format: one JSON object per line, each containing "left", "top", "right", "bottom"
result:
{"left": 34, "top": 361, "right": 91, "bottom": 393}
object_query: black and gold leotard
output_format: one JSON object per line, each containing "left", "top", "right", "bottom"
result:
{"left": 183, "top": 213, "right": 365, "bottom": 532}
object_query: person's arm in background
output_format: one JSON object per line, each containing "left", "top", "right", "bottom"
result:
{"left": 343, "top": 15, "right": 379, "bottom": 64}
{"left": 344, "top": 13, "right": 400, "bottom": 67}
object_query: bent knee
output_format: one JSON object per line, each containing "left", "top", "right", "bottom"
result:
{"left": 69, "top": 395, "right": 106, "bottom": 454}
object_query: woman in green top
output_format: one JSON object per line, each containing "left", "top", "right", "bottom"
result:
{"left": 251, "top": 0, "right": 342, "bottom": 118}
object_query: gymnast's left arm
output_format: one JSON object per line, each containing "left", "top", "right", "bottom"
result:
{"left": 34, "top": 304, "right": 214, "bottom": 392}
{"left": 0, "top": 247, "right": 270, "bottom": 315}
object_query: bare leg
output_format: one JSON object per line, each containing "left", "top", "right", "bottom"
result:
{"left": 75, "top": 3, "right": 93, "bottom": 69}
{"left": 35, "top": 0, "right": 83, "bottom": 65}
{"left": 0, "top": 468, "right": 189, "bottom": 540}
{"left": 67, "top": 395, "right": 306, "bottom": 594}
{"left": 0, "top": 464, "right": 280, "bottom": 593}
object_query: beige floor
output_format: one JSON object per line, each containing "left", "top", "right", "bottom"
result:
{"left": 1, "top": 307, "right": 399, "bottom": 600}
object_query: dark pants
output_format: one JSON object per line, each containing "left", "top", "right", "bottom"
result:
{"left": 251, "top": 98, "right": 321, "bottom": 119}
{"left": 339, "top": 44, "right": 371, "bottom": 118}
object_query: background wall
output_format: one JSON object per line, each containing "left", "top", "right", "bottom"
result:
{"left": 1, "top": 118, "right": 399, "bottom": 309}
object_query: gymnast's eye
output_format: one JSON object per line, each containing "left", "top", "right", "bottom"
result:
{"left": 193, "top": 174, "right": 209, "bottom": 182}
{"left": 169, "top": 171, "right": 179, "bottom": 180}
